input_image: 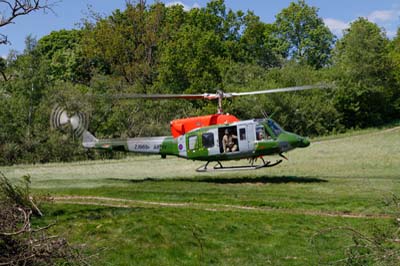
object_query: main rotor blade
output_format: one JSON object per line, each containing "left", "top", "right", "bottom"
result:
{"left": 97, "top": 84, "right": 333, "bottom": 101}
{"left": 230, "top": 84, "right": 333, "bottom": 97}
{"left": 109, "top": 93, "right": 219, "bottom": 100}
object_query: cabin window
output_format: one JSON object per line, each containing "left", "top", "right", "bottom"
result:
{"left": 188, "top": 135, "right": 197, "bottom": 150}
{"left": 239, "top": 128, "right": 246, "bottom": 140}
{"left": 202, "top": 133, "right": 214, "bottom": 148}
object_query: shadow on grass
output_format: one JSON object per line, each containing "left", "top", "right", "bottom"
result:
{"left": 107, "top": 175, "right": 327, "bottom": 184}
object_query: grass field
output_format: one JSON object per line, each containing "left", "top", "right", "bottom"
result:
{"left": 1, "top": 126, "right": 400, "bottom": 265}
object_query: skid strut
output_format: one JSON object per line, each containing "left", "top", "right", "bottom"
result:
{"left": 195, "top": 158, "right": 283, "bottom": 172}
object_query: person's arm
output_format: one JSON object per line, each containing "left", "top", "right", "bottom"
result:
{"left": 222, "top": 135, "right": 227, "bottom": 152}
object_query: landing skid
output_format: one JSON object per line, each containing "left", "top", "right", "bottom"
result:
{"left": 195, "top": 158, "right": 283, "bottom": 172}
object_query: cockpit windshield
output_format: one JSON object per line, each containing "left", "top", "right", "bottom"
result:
{"left": 267, "top": 119, "right": 283, "bottom": 136}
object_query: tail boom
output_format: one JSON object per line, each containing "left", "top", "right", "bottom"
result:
{"left": 88, "top": 136, "right": 179, "bottom": 156}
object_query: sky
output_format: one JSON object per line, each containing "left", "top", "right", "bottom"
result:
{"left": 0, "top": 0, "right": 399, "bottom": 57}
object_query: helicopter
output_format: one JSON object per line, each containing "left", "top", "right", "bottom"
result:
{"left": 51, "top": 85, "right": 329, "bottom": 172}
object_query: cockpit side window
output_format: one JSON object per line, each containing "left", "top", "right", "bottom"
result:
{"left": 256, "top": 126, "right": 265, "bottom": 140}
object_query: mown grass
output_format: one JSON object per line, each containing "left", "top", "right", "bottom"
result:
{"left": 2, "top": 126, "right": 400, "bottom": 265}
{"left": 38, "top": 204, "right": 391, "bottom": 266}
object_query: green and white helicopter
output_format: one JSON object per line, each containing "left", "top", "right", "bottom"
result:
{"left": 51, "top": 85, "right": 328, "bottom": 172}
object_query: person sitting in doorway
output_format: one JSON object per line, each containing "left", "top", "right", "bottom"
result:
{"left": 223, "top": 129, "right": 237, "bottom": 152}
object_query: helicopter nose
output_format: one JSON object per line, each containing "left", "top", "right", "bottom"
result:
{"left": 298, "top": 137, "right": 310, "bottom": 147}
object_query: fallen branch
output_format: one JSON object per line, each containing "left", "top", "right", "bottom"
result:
{"left": 0, "top": 172, "right": 89, "bottom": 265}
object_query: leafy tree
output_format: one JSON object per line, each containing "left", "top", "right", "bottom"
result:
{"left": 36, "top": 29, "right": 89, "bottom": 83}
{"left": 37, "top": 30, "right": 81, "bottom": 59}
{"left": 187, "top": 0, "right": 240, "bottom": 40}
{"left": 388, "top": 28, "right": 400, "bottom": 114}
{"left": 0, "top": 36, "right": 87, "bottom": 165}
{"left": 274, "top": 0, "right": 334, "bottom": 69}
{"left": 158, "top": 0, "right": 251, "bottom": 93}
{"left": 333, "top": 18, "right": 395, "bottom": 127}
{"left": 240, "top": 12, "right": 283, "bottom": 68}
{"left": 334, "top": 18, "right": 391, "bottom": 85}
{"left": 390, "top": 29, "right": 400, "bottom": 82}
{"left": 0, "top": 58, "right": 7, "bottom": 81}
{"left": 81, "top": 2, "right": 167, "bottom": 86}
{"left": 158, "top": 24, "right": 224, "bottom": 93}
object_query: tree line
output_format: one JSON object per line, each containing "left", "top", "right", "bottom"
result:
{"left": 0, "top": 0, "right": 399, "bottom": 165}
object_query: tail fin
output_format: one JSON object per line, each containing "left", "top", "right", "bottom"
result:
{"left": 82, "top": 130, "right": 98, "bottom": 148}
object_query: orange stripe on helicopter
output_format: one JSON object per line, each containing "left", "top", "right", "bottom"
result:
{"left": 170, "top": 114, "right": 240, "bottom": 138}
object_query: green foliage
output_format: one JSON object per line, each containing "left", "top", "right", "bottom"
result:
{"left": 0, "top": 0, "right": 398, "bottom": 165}
{"left": 240, "top": 12, "right": 283, "bottom": 67}
{"left": 274, "top": 0, "right": 335, "bottom": 69}
{"left": 222, "top": 63, "right": 342, "bottom": 136}
{"left": 389, "top": 29, "right": 400, "bottom": 82}
{"left": 0, "top": 171, "right": 43, "bottom": 216}
{"left": 81, "top": 2, "right": 167, "bottom": 85}
{"left": 0, "top": 57, "right": 8, "bottom": 81}
{"left": 333, "top": 18, "right": 397, "bottom": 127}
{"left": 388, "top": 28, "right": 400, "bottom": 115}
{"left": 334, "top": 85, "right": 391, "bottom": 127}
{"left": 158, "top": 25, "right": 224, "bottom": 93}
{"left": 334, "top": 18, "right": 391, "bottom": 84}
{"left": 0, "top": 172, "right": 30, "bottom": 206}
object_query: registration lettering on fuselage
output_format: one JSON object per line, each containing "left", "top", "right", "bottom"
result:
{"left": 134, "top": 144, "right": 150, "bottom": 150}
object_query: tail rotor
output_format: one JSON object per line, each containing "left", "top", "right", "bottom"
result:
{"left": 50, "top": 105, "right": 89, "bottom": 137}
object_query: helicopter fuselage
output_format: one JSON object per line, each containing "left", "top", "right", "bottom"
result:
{"left": 87, "top": 118, "right": 310, "bottom": 162}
